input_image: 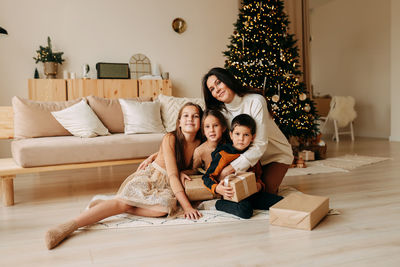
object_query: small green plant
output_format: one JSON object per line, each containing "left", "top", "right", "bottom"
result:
{"left": 33, "top": 36, "right": 65, "bottom": 64}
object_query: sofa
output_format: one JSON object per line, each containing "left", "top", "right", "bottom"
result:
{"left": 0, "top": 94, "right": 205, "bottom": 206}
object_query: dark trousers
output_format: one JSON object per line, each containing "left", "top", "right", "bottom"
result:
{"left": 215, "top": 192, "right": 283, "bottom": 219}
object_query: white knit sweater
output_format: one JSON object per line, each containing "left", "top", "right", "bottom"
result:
{"left": 223, "top": 93, "right": 294, "bottom": 171}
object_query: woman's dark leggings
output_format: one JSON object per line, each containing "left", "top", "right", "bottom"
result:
{"left": 215, "top": 192, "right": 283, "bottom": 219}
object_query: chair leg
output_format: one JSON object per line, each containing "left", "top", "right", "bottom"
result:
{"left": 350, "top": 122, "right": 355, "bottom": 141}
{"left": 320, "top": 118, "right": 328, "bottom": 134}
{"left": 333, "top": 120, "right": 339, "bottom": 142}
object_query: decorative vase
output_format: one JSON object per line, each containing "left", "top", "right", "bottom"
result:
{"left": 43, "top": 62, "right": 58, "bottom": 79}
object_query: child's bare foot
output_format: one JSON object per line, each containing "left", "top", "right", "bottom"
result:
{"left": 88, "top": 199, "right": 105, "bottom": 209}
{"left": 45, "top": 220, "right": 78, "bottom": 249}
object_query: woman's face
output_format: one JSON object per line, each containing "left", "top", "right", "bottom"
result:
{"left": 206, "top": 75, "right": 235, "bottom": 104}
{"left": 179, "top": 105, "right": 201, "bottom": 134}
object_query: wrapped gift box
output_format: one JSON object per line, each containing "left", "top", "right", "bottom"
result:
{"left": 185, "top": 175, "right": 214, "bottom": 201}
{"left": 298, "top": 150, "right": 315, "bottom": 161}
{"left": 306, "top": 144, "right": 327, "bottom": 160}
{"left": 269, "top": 193, "right": 329, "bottom": 230}
{"left": 223, "top": 172, "right": 257, "bottom": 202}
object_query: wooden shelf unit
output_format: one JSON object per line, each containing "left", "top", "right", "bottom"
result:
{"left": 28, "top": 79, "right": 172, "bottom": 101}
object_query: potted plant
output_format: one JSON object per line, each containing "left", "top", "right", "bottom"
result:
{"left": 33, "top": 36, "right": 65, "bottom": 79}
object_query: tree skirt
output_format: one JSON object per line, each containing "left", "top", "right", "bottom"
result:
{"left": 83, "top": 186, "right": 298, "bottom": 230}
{"left": 286, "top": 154, "right": 390, "bottom": 176}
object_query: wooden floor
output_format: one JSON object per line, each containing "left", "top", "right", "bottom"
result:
{"left": 1, "top": 137, "right": 400, "bottom": 266}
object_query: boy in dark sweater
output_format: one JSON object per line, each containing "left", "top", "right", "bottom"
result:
{"left": 202, "top": 114, "right": 283, "bottom": 219}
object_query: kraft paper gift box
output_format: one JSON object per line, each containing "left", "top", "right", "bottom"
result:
{"left": 269, "top": 193, "right": 329, "bottom": 230}
{"left": 298, "top": 150, "right": 315, "bottom": 161}
{"left": 185, "top": 175, "right": 214, "bottom": 201}
{"left": 223, "top": 172, "right": 258, "bottom": 202}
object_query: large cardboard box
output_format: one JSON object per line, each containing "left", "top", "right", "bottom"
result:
{"left": 223, "top": 172, "right": 257, "bottom": 202}
{"left": 269, "top": 193, "right": 329, "bottom": 230}
{"left": 184, "top": 175, "right": 214, "bottom": 201}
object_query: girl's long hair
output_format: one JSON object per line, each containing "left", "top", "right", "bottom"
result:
{"left": 202, "top": 109, "right": 230, "bottom": 144}
{"left": 171, "top": 102, "right": 203, "bottom": 171}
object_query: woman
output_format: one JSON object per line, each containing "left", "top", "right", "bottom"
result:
{"left": 202, "top": 67, "right": 293, "bottom": 194}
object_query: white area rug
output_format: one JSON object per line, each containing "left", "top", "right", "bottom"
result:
{"left": 83, "top": 186, "right": 297, "bottom": 230}
{"left": 286, "top": 154, "right": 390, "bottom": 177}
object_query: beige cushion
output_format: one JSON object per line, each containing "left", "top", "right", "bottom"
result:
{"left": 119, "top": 99, "right": 165, "bottom": 134}
{"left": 11, "top": 133, "right": 164, "bottom": 167}
{"left": 157, "top": 94, "right": 205, "bottom": 132}
{"left": 87, "top": 95, "right": 152, "bottom": 133}
{"left": 12, "top": 96, "right": 82, "bottom": 139}
{"left": 51, "top": 100, "right": 110, "bottom": 138}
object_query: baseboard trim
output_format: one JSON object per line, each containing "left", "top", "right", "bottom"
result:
{"left": 389, "top": 136, "right": 400, "bottom": 142}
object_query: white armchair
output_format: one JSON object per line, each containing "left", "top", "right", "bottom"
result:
{"left": 320, "top": 96, "right": 357, "bottom": 142}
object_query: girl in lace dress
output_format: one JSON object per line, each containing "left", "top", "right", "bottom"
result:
{"left": 45, "top": 102, "right": 203, "bottom": 249}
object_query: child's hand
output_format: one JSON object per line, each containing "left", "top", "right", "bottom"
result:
{"left": 183, "top": 207, "right": 202, "bottom": 220}
{"left": 215, "top": 180, "right": 234, "bottom": 199}
{"left": 137, "top": 153, "right": 157, "bottom": 171}
{"left": 180, "top": 172, "right": 192, "bottom": 185}
{"left": 219, "top": 164, "right": 235, "bottom": 179}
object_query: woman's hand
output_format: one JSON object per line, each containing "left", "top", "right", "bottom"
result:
{"left": 183, "top": 207, "right": 202, "bottom": 220}
{"left": 215, "top": 180, "right": 234, "bottom": 199}
{"left": 137, "top": 153, "right": 157, "bottom": 171}
{"left": 180, "top": 172, "right": 192, "bottom": 186}
{"left": 219, "top": 164, "right": 235, "bottom": 179}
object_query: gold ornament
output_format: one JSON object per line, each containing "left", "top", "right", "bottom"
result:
{"left": 283, "top": 72, "right": 290, "bottom": 79}
{"left": 272, "top": 94, "right": 280, "bottom": 102}
{"left": 299, "top": 93, "right": 307, "bottom": 101}
{"left": 304, "top": 104, "right": 311, "bottom": 112}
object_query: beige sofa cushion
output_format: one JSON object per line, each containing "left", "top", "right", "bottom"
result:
{"left": 12, "top": 96, "right": 82, "bottom": 139}
{"left": 12, "top": 133, "right": 164, "bottom": 167}
{"left": 87, "top": 95, "right": 152, "bottom": 133}
{"left": 51, "top": 100, "right": 110, "bottom": 138}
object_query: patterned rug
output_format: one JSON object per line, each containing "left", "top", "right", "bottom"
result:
{"left": 83, "top": 186, "right": 298, "bottom": 230}
{"left": 286, "top": 154, "right": 390, "bottom": 176}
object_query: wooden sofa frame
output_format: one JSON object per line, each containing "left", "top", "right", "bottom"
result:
{"left": 0, "top": 106, "right": 145, "bottom": 206}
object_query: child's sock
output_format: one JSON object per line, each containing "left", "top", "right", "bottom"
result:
{"left": 45, "top": 220, "right": 78, "bottom": 249}
{"left": 215, "top": 199, "right": 253, "bottom": 219}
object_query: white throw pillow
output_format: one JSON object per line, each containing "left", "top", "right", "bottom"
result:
{"left": 119, "top": 98, "right": 165, "bottom": 134}
{"left": 157, "top": 94, "right": 205, "bottom": 132}
{"left": 51, "top": 100, "right": 110, "bottom": 138}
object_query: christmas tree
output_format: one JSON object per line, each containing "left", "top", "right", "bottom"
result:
{"left": 224, "top": 0, "right": 319, "bottom": 141}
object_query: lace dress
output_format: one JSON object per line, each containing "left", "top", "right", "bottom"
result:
{"left": 115, "top": 162, "right": 178, "bottom": 215}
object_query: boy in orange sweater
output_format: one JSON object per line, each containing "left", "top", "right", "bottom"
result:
{"left": 202, "top": 114, "right": 283, "bottom": 218}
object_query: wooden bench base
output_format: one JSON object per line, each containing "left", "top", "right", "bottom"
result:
{"left": 0, "top": 158, "right": 145, "bottom": 206}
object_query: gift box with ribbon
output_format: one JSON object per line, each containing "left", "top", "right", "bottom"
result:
{"left": 298, "top": 150, "right": 315, "bottom": 161}
{"left": 223, "top": 172, "right": 258, "bottom": 202}
{"left": 185, "top": 175, "right": 214, "bottom": 201}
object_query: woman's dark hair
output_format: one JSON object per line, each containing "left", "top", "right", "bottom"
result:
{"left": 201, "top": 67, "right": 260, "bottom": 111}
{"left": 201, "top": 67, "right": 273, "bottom": 114}
{"left": 171, "top": 102, "right": 203, "bottom": 171}
{"left": 202, "top": 109, "right": 230, "bottom": 144}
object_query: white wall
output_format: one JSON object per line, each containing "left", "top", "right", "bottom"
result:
{"left": 0, "top": 0, "right": 238, "bottom": 157}
{"left": 390, "top": 0, "right": 400, "bottom": 141}
{"left": 310, "top": 0, "right": 391, "bottom": 138}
